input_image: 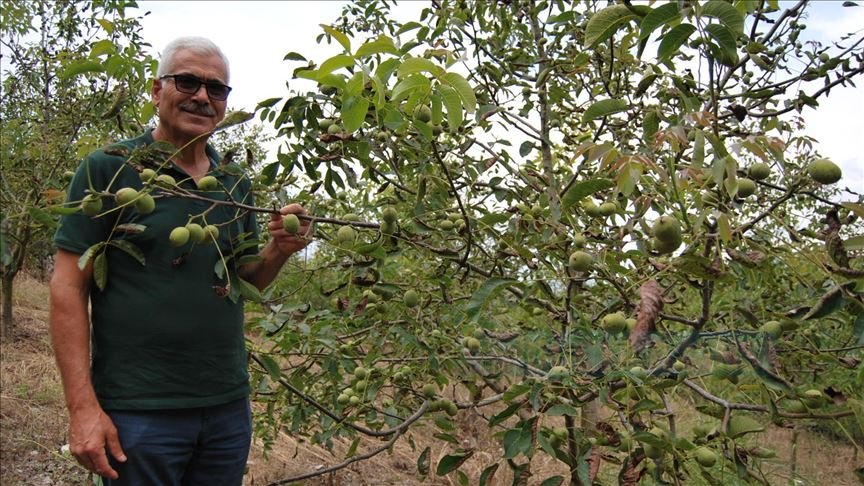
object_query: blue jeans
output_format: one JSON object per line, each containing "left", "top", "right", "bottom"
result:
{"left": 104, "top": 398, "right": 252, "bottom": 486}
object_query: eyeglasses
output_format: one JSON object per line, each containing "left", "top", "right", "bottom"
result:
{"left": 159, "top": 74, "right": 232, "bottom": 101}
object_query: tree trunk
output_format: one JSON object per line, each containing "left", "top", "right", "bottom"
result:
{"left": 1, "top": 272, "right": 15, "bottom": 340}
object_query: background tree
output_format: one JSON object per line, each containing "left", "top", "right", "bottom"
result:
{"left": 0, "top": 0, "right": 154, "bottom": 338}
{"left": 245, "top": 1, "right": 863, "bottom": 484}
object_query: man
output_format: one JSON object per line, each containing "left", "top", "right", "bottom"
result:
{"left": 49, "top": 36, "right": 310, "bottom": 484}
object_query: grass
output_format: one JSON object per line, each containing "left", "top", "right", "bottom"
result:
{"left": 1, "top": 273, "right": 860, "bottom": 485}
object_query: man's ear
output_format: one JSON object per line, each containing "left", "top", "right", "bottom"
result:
{"left": 150, "top": 78, "right": 162, "bottom": 105}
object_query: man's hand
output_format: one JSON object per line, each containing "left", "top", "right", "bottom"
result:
{"left": 267, "top": 203, "right": 313, "bottom": 255}
{"left": 68, "top": 405, "right": 126, "bottom": 479}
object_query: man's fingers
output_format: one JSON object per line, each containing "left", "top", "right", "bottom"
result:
{"left": 106, "top": 427, "right": 127, "bottom": 463}
{"left": 91, "top": 450, "right": 119, "bottom": 479}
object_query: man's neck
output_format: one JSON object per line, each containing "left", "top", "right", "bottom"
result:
{"left": 151, "top": 126, "right": 212, "bottom": 179}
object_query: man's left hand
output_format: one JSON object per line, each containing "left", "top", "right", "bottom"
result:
{"left": 267, "top": 203, "right": 313, "bottom": 255}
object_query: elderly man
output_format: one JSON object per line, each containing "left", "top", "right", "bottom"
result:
{"left": 49, "top": 36, "right": 309, "bottom": 485}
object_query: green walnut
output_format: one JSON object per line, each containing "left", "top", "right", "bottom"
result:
{"left": 573, "top": 233, "right": 587, "bottom": 248}
{"left": 155, "top": 174, "right": 177, "bottom": 187}
{"left": 759, "top": 320, "right": 783, "bottom": 339}
{"left": 598, "top": 201, "right": 617, "bottom": 216}
{"left": 568, "top": 251, "right": 593, "bottom": 272}
{"left": 403, "top": 289, "right": 419, "bottom": 308}
{"left": 336, "top": 225, "right": 356, "bottom": 245}
{"left": 80, "top": 194, "right": 103, "bottom": 216}
{"left": 601, "top": 312, "right": 628, "bottom": 334}
{"left": 135, "top": 193, "right": 155, "bottom": 214}
{"left": 353, "top": 366, "right": 369, "bottom": 379}
{"left": 204, "top": 224, "right": 219, "bottom": 243}
{"left": 186, "top": 223, "right": 206, "bottom": 244}
{"left": 421, "top": 383, "right": 438, "bottom": 398}
{"left": 737, "top": 177, "right": 757, "bottom": 198}
{"left": 652, "top": 215, "right": 682, "bottom": 244}
{"left": 463, "top": 336, "right": 481, "bottom": 353}
{"left": 115, "top": 187, "right": 139, "bottom": 206}
{"left": 139, "top": 168, "right": 156, "bottom": 182}
{"left": 327, "top": 123, "right": 342, "bottom": 135}
{"left": 282, "top": 214, "right": 300, "bottom": 234}
{"left": 694, "top": 447, "right": 717, "bottom": 468}
{"left": 196, "top": 175, "right": 218, "bottom": 191}
{"left": 748, "top": 163, "right": 771, "bottom": 181}
{"left": 337, "top": 393, "right": 351, "bottom": 405}
{"left": 808, "top": 158, "right": 842, "bottom": 184}
{"left": 382, "top": 207, "right": 398, "bottom": 224}
{"left": 414, "top": 104, "right": 432, "bottom": 123}
{"left": 583, "top": 201, "right": 602, "bottom": 218}
{"left": 169, "top": 226, "right": 191, "bottom": 247}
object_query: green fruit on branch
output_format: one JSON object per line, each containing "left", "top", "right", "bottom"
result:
{"left": 80, "top": 194, "right": 103, "bottom": 216}
{"left": 204, "top": 224, "right": 219, "bottom": 242}
{"left": 653, "top": 237, "right": 681, "bottom": 255}
{"left": 196, "top": 175, "right": 218, "bottom": 191}
{"left": 652, "top": 215, "right": 682, "bottom": 244}
{"left": 327, "top": 123, "right": 343, "bottom": 135}
{"left": 694, "top": 447, "right": 717, "bottom": 467}
{"left": 62, "top": 170, "right": 76, "bottom": 182}
{"left": 748, "top": 163, "right": 771, "bottom": 180}
{"left": 337, "top": 394, "right": 351, "bottom": 405}
{"left": 135, "top": 193, "right": 155, "bottom": 214}
{"left": 342, "top": 213, "right": 360, "bottom": 222}
{"left": 169, "top": 226, "right": 190, "bottom": 247}
{"left": 115, "top": 187, "right": 139, "bottom": 205}
{"left": 737, "top": 177, "right": 757, "bottom": 198}
{"left": 349, "top": 395, "right": 361, "bottom": 406}
{"left": 382, "top": 207, "right": 398, "bottom": 224}
{"left": 463, "top": 336, "right": 481, "bottom": 353}
{"left": 626, "top": 318, "right": 636, "bottom": 333}
{"left": 759, "top": 320, "right": 783, "bottom": 339}
{"left": 601, "top": 312, "right": 628, "bottom": 334}
{"left": 808, "top": 158, "right": 842, "bottom": 184}
{"left": 547, "top": 365, "right": 569, "bottom": 382}
{"left": 439, "top": 220, "right": 454, "bottom": 231}
{"left": 414, "top": 104, "right": 432, "bottom": 122}
{"left": 403, "top": 289, "right": 419, "bottom": 308}
{"left": 573, "top": 233, "right": 586, "bottom": 248}
{"left": 630, "top": 366, "right": 648, "bottom": 380}
{"left": 319, "top": 118, "right": 334, "bottom": 129}
{"left": 568, "top": 250, "right": 593, "bottom": 272}
{"left": 353, "top": 366, "right": 369, "bottom": 379}
{"left": 283, "top": 214, "right": 300, "bottom": 234}
{"left": 598, "top": 201, "right": 617, "bottom": 216}
{"left": 185, "top": 223, "right": 206, "bottom": 244}
{"left": 139, "top": 168, "right": 156, "bottom": 182}
{"left": 801, "top": 389, "right": 825, "bottom": 408}
{"left": 375, "top": 130, "right": 389, "bottom": 142}
{"left": 421, "top": 383, "right": 438, "bottom": 398}
{"left": 156, "top": 174, "right": 176, "bottom": 186}
{"left": 583, "top": 201, "right": 602, "bottom": 217}
{"left": 779, "top": 399, "right": 806, "bottom": 413}
{"left": 442, "top": 399, "right": 458, "bottom": 416}
{"left": 692, "top": 423, "right": 712, "bottom": 438}
{"left": 336, "top": 225, "right": 356, "bottom": 245}
{"left": 552, "top": 426, "right": 569, "bottom": 441}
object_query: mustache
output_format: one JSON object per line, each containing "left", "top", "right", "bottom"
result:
{"left": 178, "top": 100, "right": 216, "bottom": 116}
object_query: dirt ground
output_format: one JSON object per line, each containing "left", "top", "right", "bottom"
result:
{"left": 1, "top": 274, "right": 860, "bottom": 485}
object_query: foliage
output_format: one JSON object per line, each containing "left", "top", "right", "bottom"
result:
{"left": 0, "top": 0, "right": 154, "bottom": 336}
{"left": 244, "top": 1, "right": 864, "bottom": 484}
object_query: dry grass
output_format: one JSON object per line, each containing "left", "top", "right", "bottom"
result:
{"left": 1, "top": 273, "right": 860, "bottom": 485}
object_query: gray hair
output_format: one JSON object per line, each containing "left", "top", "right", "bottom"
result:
{"left": 156, "top": 36, "right": 230, "bottom": 83}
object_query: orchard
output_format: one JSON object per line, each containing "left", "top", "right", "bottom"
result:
{"left": 3, "top": 1, "right": 864, "bottom": 484}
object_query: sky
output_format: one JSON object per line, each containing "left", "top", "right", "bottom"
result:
{"left": 136, "top": 0, "right": 863, "bottom": 194}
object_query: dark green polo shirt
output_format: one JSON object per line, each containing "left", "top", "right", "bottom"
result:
{"left": 55, "top": 129, "right": 259, "bottom": 410}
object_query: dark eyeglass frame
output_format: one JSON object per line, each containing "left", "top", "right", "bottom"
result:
{"left": 159, "top": 74, "right": 232, "bottom": 101}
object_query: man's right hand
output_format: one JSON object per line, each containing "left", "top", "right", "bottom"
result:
{"left": 68, "top": 405, "right": 126, "bottom": 479}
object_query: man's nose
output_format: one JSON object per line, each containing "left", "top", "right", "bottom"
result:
{"left": 190, "top": 83, "right": 210, "bottom": 101}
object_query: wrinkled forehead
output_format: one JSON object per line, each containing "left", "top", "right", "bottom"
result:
{"left": 164, "top": 49, "right": 229, "bottom": 83}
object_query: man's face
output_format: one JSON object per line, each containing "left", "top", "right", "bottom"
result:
{"left": 152, "top": 49, "right": 228, "bottom": 143}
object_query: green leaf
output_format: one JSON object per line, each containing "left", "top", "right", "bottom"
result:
{"left": 841, "top": 202, "right": 864, "bottom": 219}
{"left": 701, "top": 0, "right": 745, "bottom": 33}
{"left": 657, "top": 23, "right": 697, "bottom": 61}
{"left": 355, "top": 36, "right": 399, "bottom": 57}
{"left": 397, "top": 57, "right": 443, "bottom": 78}
{"left": 341, "top": 95, "right": 369, "bottom": 133}
{"left": 503, "top": 419, "right": 535, "bottom": 459}
{"left": 844, "top": 235, "right": 864, "bottom": 251}
{"left": 489, "top": 402, "right": 523, "bottom": 427}
{"left": 519, "top": 141, "right": 534, "bottom": 157}
{"left": 643, "top": 109, "right": 660, "bottom": 142}
{"left": 258, "top": 354, "right": 282, "bottom": 381}
{"left": 717, "top": 213, "right": 733, "bottom": 243}
{"left": 584, "top": 5, "right": 638, "bottom": 48}
{"left": 639, "top": 2, "right": 680, "bottom": 42}
{"left": 803, "top": 286, "right": 846, "bottom": 320}
{"left": 540, "top": 476, "right": 565, "bottom": 486}
{"left": 109, "top": 240, "right": 145, "bottom": 266}
{"left": 319, "top": 54, "right": 355, "bottom": 76}
{"left": 60, "top": 60, "right": 105, "bottom": 79}
{"left": 465, "top": 277, "right": 516, "bottom": 322}
{"left": 78, "top": 243, "right": 105, "bottom": 270}
{"left": 854, "top": 314, "right": 864, "bottom": 345}
{"left": 479, "top": 212, "right": 510, "bottom": 227}
{"left": 545, "top": 404, "right": 580, "bottom": 416}
{"left": 705, "top": 23, "right": 740, "bottom": 66}
{"left": 93, "top": 252, "right": 108, "bottom": 290}
{"left": 436, "top": 449, "right": 473, "bottom": 476}
{"left": 282, "top": 52, "right": 307, "bottom": 61}
{"left": 392, "top": 74, "right": 432, "bottom": 103}
{"left": 437, "top": 84, "right": 463, "bottom": 131}
{"left": 236, "top": 277, "right": 262, "bottom": 302}
{"left": 47, "top": 205, "right": 80, "bottom": 216}
{"left": 27, "top": 207, "right": 56, "bottom": 228}
{"left": 478, "top": 463, "right": 499, "bottom": 486}
{"left": 442, "top": 72, "right": 476, "bottom": 113}
{"left": 320, "top": 24, "right": 351, "bottom": 52}
{"left": 726, "top": 415, "right": 764, "bottom": 438}
{"left": 561, "top": 179, "right": 616, "bottom": 209}
{"left": 582, "top": 98, "right": 628, "bottom": 122}
{"left": 692, "top": 129, "right": 705, "bottom": 168}
{"left": 503, "top": 382, "right": 532, "bottom": 402}
{"left": 417, "top": 446, "right": 431, "bottom": 476}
